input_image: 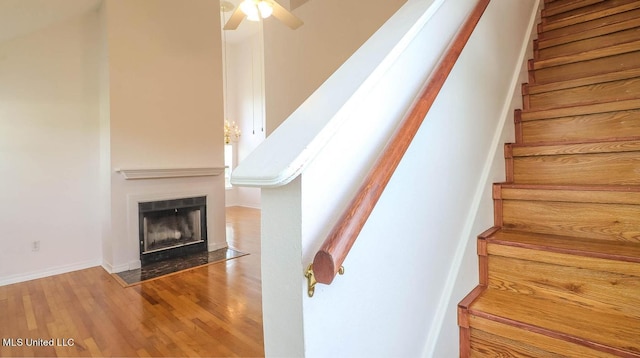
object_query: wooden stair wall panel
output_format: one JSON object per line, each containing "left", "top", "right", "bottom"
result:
{"left": 459, "top": 0, "right": 640, "bottom": 356}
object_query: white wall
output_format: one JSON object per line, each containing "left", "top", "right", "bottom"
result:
{"left": 0, "top": 11, "right": 102, "bottom": 285}
{"left": 225, "top": 34, "right": 265, "bottom": 209}
{"left": 263, "top": 0, "right": 407, "bottom": 133}
{"left": 102, "top": 0, "right": 226, "bottom": 272}
{"left": 0, "top": 0, "right": 227, "bottom": 282}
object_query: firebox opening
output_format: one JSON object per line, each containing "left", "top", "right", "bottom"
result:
{"left": 139, "top": 196, "right": 207, "bottom": 265}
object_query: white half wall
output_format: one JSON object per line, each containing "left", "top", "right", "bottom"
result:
{"left": 0, "top": 10, "right": 102, "bottom": 285}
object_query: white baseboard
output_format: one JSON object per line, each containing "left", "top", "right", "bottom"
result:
{"left": 0, "top": 259, "right": 102, "bottom": 287}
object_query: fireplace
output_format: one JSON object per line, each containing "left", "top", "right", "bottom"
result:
{"left": 139, "top": 196, "right": 207, "bottom": 265}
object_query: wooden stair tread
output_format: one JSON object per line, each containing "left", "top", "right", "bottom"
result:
{"left": 488, "top": 228, "right": 640, "bottom": 264}
{"left": 469, "top": 288, "right": 640, "bottom": 356}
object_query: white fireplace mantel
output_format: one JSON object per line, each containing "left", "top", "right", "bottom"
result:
{"left": 115, "top": 167, "right": 225, "bottom": 180}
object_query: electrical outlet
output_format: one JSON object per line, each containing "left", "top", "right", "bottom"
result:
{"left": 32, "top": 241, "right": 40, "bottom": 252}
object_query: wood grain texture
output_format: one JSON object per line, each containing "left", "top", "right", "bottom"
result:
{"left": 512, "top": 151, "right": 640, "bottom": 185}
{"left": 521, "top": 109, "right": 640, "bottom": 143}
{"left": 488, "top": 255, "right": 640, "bottom": 317}
{"left": 520, "top": 98, "right": 640, "bottom": 122}
{"left": 528, "top": 77, "right": 640, "bottom": 110}
{"left": 539, "top": 5, "right": 640, "bottom": 41}
{"left": 502, "top": 199, "right": 640, "bottom": 242}
{"left": 533, "top": 38, "right": 640, "bottom": 70}
{"left": 469, "top": 289, "right": 640, "bottom": 356}
{"left": 542, "top": 0, "right": 604, "bottom": 18}
{"left": 538, "top": 11, "right": 640, "bottom": 49}
{"left": 532, "top": 50, "right": 640, "bottom": 85}
{"left": 311, "top": 0, "right": 491, "bottom": 285}
{"left": 0, "top": 207, "right": 264, "bottom": 358}
{"left": 541, "top": 0, "right": 640, "bottom": 32}
{"left": 469, "top": 315, "right": 621, "bottom": 358}
{"left": 537, "top": 27, "right": 640, "bottom": 60}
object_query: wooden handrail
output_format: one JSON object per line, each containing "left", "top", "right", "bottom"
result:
{"left": 311, "top": 0, "right": 491, "bottom": 286}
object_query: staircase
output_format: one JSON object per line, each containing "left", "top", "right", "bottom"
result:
{"left": 458, "top": 0, "right": 640, "bottom": 356}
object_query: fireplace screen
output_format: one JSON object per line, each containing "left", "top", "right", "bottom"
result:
{"left": 139, "top": 196, "right": 207, "bottom": 265}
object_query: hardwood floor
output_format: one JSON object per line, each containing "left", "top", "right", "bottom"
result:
{"left": 0, "top": 206, "right": 264, "bottom": 357}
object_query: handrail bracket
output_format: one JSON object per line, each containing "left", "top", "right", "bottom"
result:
{"left": 305, "top": 264, "right": 345, "bottom": 298}
{"left": 305, "top": 264, "right": 318, "bottom": 297}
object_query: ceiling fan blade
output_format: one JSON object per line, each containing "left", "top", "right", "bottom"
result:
{"left": 269, "top": 0, "right": 304, "bottom": 30}
{"left": 224, "top": 7, "right": 246, "bottom": 30}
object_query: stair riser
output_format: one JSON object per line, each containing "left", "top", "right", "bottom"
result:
{"left": 500, "top": 199, "right": 640, "bottom": 242}
{"left": 531, "top": 50, "right": 640, "bottom": 85}
{"left": 487, "top": 254, "right": 640, "bottom": 318}
{"left": 511, "top": 152, "right": 640, "bottom": 185}
{"left": 525, "top": 77, "right": 640, "bottom": 110}
{"left": 536, "top": 27, "right": 640, "bottom": 61}
{"left": 469, "top": 316, "right": 620, "bottom": 358}
{"left": 533, "top": 39, "right": 640, "bottom": 70}
{"left": 519, "top": 110, "right": 640, "bottom": 143}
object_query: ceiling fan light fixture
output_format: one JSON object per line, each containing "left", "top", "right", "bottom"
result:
{"left": 257, "top": 1, "right": 273, "bottom": 18}
{"left": 240, "top": 0, "right": 272, "bottom": 22}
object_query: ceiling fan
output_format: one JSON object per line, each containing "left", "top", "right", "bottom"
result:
{"left": 223, "top": 0, "right": 304, "bottom": 30}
